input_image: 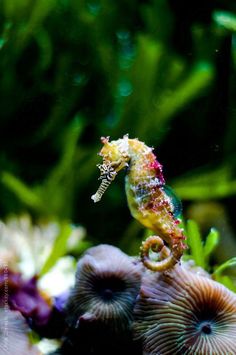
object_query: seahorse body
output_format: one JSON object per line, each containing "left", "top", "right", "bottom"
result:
{"left": 92, "top": 135, "right": 186, "bottom": 272}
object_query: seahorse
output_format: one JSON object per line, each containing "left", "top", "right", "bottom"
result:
{"left": 91, "top": 135, "right": 186, "bottom": 272}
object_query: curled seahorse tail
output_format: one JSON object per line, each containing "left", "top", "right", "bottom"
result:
{"left": 140, "top": 235, "right": 183, "bottom": 272}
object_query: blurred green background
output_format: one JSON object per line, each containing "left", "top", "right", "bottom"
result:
{"left": 1, "top": 0, "right": 236, "bottom": 265}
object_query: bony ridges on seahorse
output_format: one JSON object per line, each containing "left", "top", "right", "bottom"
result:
{"left": 92, "top": 135, "right": 186, "bottom": 272}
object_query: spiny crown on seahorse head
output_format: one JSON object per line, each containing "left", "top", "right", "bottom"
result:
{"left": 92, "top": 134, "right": 187, "bottom": 272}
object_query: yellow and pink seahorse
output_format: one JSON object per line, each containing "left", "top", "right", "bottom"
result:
{"left": 92, "top": 135, "right": 186, "bottom": 272}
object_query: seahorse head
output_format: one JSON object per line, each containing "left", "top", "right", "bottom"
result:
{"left": 91, "top": 135, "right": 130, "bottom": 202}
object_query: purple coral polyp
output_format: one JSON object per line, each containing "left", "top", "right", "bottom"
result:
{"left": 0, "top": 269, "right": 52, "bottom": 326}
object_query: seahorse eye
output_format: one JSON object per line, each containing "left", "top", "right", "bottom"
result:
{"left": 162, "top": 185, "right": 182, "bottom": 218}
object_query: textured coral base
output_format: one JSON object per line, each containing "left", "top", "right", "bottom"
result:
{"left": 134, "top": 264, "right": 236, "bottom": 355}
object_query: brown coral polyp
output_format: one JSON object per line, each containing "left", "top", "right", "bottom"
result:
{"left": 66, "top": 244, "right": 142, "bottom": 334}
{"left": 62, "top": 244, "right": 143, "bottom": 354}
{"left": 134, "top": 265, "right": 236, "bottom": 355}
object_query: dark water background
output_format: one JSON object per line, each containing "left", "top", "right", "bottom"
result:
{"left": 0, "top": 0, "right": 236, "bottom": 265}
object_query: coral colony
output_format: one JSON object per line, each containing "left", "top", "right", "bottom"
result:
{"left": 134, "top": 264, "right": 236, "bottom": 354}
{"left": 1, "top": 136, "right": 236, "bottom": 355}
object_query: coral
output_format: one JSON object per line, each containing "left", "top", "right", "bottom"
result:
{"left": 0, "top": 214, "right": 85, "bottom": 278}
{"left": 133, "top": 264, "right": 236, "bottom": 355}
{"left": 64, "top": 244, "right": 143, "bottom": 354}
{"left": 0, "top": 308, "right": 40, "bottom": 355}
{"left": 0, "top": 269, "right": 52, "bottom": 327}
